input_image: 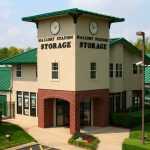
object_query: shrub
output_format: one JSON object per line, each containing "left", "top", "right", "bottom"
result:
{"left": 68, "top": 132, "right": 100, "bottom": 150}
{"left": 123, "top": 138, "right": 150, "bottom": 150}
{"left": 110, "top": 110, "right": 150, "bottom": 128}
{"left": 127, "top": 105, "right": 150, "bottom": 112}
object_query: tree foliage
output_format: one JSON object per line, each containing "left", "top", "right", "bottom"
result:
{"left": 0, "top": 47, "right": 23, "bottom": 60}
{"left": 134, "top": 37, "right": 150, "bottom": 53}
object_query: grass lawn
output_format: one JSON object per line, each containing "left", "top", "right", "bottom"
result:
{"left": 123, "top": 123, "right": 150, "bottom": 150}
{"left": 0, "top": 122, "right": 35, "bottom": 150}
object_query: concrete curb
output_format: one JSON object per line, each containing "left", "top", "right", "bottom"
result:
{"left": 6, "top": 142, "right": 37, "bottom": 150}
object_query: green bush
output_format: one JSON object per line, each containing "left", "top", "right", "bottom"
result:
{"left": 122, "top": 123, "right": 150, "bottom": 150}
{"left": 127, "top": 105, "right": 150, "bottom": 112}
{"left": 68, "top": 132, "right": 100, "bottom": 150}
{"left": 110, "top": 110, "right": 150, "bottom": 128}
{"left": 123, "top": 138, "right": 150, "bottom": 150}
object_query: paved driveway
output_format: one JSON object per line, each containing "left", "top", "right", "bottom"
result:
{"left": 81, "top": 127, "right": 129, "bottom": 150}
{"left": 5, "top": 116, "right": 129, "bottom": 150}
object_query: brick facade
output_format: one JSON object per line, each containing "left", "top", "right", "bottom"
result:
{"left": 38, "top": 89, "right": 109, "bottom": 134}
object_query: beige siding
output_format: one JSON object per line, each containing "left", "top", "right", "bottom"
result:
{"left": 110, "top": 44, "right": 141, "bottom": 93}
{"left": 109, "top": 44, "right": 124, "bottom": 92}
{"left": 12, "top": 64, "right": 38, "bottom": 103}
{"left": 123, "top": 49, "right": 141, "bottom": 91}
{"left": 37, "top": 15, "right": 110, "bottom": 91}
{"left": 37, "top": 16, "right": 76, "bottom": 90}
{"left": 75, "top": 16, "right": 109, "bottom": 90}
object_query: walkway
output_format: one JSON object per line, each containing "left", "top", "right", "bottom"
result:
{"left": 5, "top": 116, "right": 129, "bottom": 150}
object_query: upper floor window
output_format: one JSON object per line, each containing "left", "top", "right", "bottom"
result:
{"left": 109, "top": 63, "right": 113, "bottom": 78}
{"left": 116, "top": 64, "right": 119, "bottom": 77}
{"left": 119, "top": 64, "right": 122, "bottom": 77}
{"left": 16, "top": 64, "right": 22, "bottom": 78}
{"left": 52, "top": 62, "right": 59, "bottom": 80}
{"left": 133, "top": 64, "right": 138, "bottom": 74}
{"left": 90, "top": 62, "right": 96, "bottom": 79}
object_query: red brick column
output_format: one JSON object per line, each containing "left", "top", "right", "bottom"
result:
{"left": 38, "top": 91, "right": 54, "bottom": 128}
{"left": 93, "top": 91, "right": 109, "bottom": 126}
{"left": 70, "top": 96, "right": 80, "bottom": 134}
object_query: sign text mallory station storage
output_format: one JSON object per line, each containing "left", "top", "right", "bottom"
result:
{"left": 0, "top": 8, "right": 145, "bottom": 134}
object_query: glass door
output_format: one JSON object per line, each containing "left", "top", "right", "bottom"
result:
{"left": 80, "top": 100, "right": 91, "bottom": 126}
{"left": 56, "top": 100, "right": 69, "bottom": 126}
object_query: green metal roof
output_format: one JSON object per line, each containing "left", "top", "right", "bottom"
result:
{"left": 110, "top": 38, "right": 140, "bottom": 54}
{"left": 22, "top": 8, "right": 125, "bottom": 23}
{"left": 0, "top": 67, "right": 11, "bottom": 91}
{"left": 0, "top": 48, "right": 37, "bottom": 65}
{"left": 145, "top": 66, "right": 150, "bottom": 84}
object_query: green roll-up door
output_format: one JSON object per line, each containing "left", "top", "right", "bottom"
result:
{"left": 0, "top": 95, "right": 7, "bottom": 116}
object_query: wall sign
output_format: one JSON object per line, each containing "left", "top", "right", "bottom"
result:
{"left": 77, "top": 35, "right": 108, "bottom": 50}
{"left": 39, "top": 35, "right": 73, "bottom": 50}
{"left": 39, "top": 35, "right": 108, "bottom": 50}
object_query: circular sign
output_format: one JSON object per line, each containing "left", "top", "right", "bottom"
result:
{"left": 89, "top": 22, "right": 98, "bottom": 35}
{"left": 50, "top": 21, "right": 60, "bottom": 35}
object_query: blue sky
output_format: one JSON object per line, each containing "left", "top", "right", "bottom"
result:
{"left": 0, "top": 0, "right": 149, "bottom": 48}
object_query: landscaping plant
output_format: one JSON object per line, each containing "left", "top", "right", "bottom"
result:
{"left": 68, "top": 132, "right": 100, "bottom": 150}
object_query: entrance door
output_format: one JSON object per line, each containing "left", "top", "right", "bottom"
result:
{"left": 56, "top": 100, "right": 69, "bottom": 126}
{"left": 80, "top": 100, "right": 91, "bottom": 126}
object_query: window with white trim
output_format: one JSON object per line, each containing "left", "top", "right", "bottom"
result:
{"left": 52, "top": 62, "right": 59, "bottom": 80}
{"left": 17, "top": 91, "right": 22, "bottom": 114}
{"left": 90, "top": 62, "right": 96, "bottom": 79}
{"left": 30, "top": 93, "right": 36, "bottom": 116}
{"left": 16, "top": 64, "right": 22, "bottom": 78}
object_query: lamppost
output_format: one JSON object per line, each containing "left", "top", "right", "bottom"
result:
{"left": 136, "top": 31, "right": 146, "bottom": 144}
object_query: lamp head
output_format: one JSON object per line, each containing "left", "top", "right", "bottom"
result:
{"left": 136, "top": 31, "right": 145, "bottom": 36}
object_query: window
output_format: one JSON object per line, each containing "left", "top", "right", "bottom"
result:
{"left": 23, "top": 92, "right": 29, "bottom": 116}
{"left": 90, "top": 62, "right": 96, "bottom": 79}
{"left": 109, "top": 63, "right": 113, "bottom": 78}
{"left": 52, "top": 63, "right": 59, "bottom": 80}
{"left": 133, "top": 64, "right": 138, "bottom": 74}
{"left": 110, "top": 93, "right": 125, "bottom": 113}
{"left": 16, "top": 91, "right": 37, "bottom": 117}
{"left": 119, "top": 64, "right": 122, "bottom": 77}
{"left": 30, "top": 93, "right": 36, "bottom": 116}
{"left": 16, "top": 64, "right": 22, "bottom": 78}
{"left": 116, "top": 64, "right": 119, "bottom": 77}
{"left": 116, "top": 94, "right": 121, "bottom": 112}
{"left": 17, "top": 91, "right": 22, "bottom": 114}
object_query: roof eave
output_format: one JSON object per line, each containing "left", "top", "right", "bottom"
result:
{"left": 22, "top": 16, "right": 125, "bottom": 23}
{"left": 0, "top": 61, "right": 37, "bottom": 65}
